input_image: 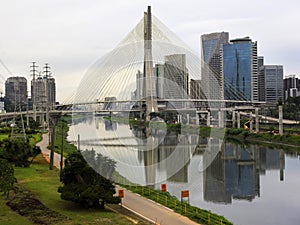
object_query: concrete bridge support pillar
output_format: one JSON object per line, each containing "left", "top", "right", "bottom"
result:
{"left": 196, "top": 113, "right": 199, "bottom": 125}
{"left": 218, "top": 110, "right": 223, "bottom": 128}
{"left": 249, "top": 112, "right": 253, "bottom": 132}
{"left": 186, "top": 114, "right": 190, "bottom": 125}
{"left": 26, "top": 113, "right": 29, "bottom": 128}
{"left": 232, "top": 111, "right": 236, "bottom": 128}
{"left": 279, "top": 105, "right": 283, "bottom": 136}
{"left": 207, "top": 111, "right": 211, "bottom": 127}
{"left": 237, "top": 111, "right": 241, "bottom": 128}
{"left": 255, "top": 108, "right": 259, "bottom": 133}
{"left": 33, "top": 105, "right": 36, "bottom": 121}
{"left": 177, "top": 114, "right": 182, "bottom": 124}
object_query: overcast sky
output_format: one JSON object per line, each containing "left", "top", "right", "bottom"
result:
{"left": 0, "top": 0, "right": 299, "bottom": 101}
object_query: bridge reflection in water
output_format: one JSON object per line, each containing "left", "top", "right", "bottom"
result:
{"left": 70, "top": 116, "right": 285, "bottom": 204}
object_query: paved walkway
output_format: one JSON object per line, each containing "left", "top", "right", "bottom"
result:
{"left": 37, "top": 133, "right": 62, "bottom": 169}
{"left": 116, "top": 186, "right": 200, "bottom": 225}
{"left": 37, "top": 133, "right": 200, "bottom": 225}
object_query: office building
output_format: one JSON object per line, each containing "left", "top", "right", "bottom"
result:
{"left": 164, "top": 54, "right": 189, "bottom": 99}
{"left": 258, "top": 65, "right": 283, "bottom": 103}
{"left": 258, "top": 56, "right": 264, "bottom": 69}
{"left": 222, "top": 37, "right": 258, "bottom": 101}
{"left": 283, "top": 75, "right": 300, "bottom": 100}
{"left": 5, "top": 76, "right": 28, "bottom": 112}
{"left": 190, "top": 79, "right": 201, "bottom": 99}
{"left": 135, "top": 54, "right": 189, "bottom": 108}
{"left": 154, "top": 64, "right": 165, "bottom": 98}
{"left": 201, "top": 32, "right": 229, "bottom": 100}
{"left": 31, "top": 76, "right": 56, "bottom": 110}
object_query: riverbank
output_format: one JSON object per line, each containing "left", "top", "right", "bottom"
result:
{"left": 225, "top": 128, "right": 300, "bottom": 151}
{"left": 104, "top": 116, "right": 300, "bottom": 151}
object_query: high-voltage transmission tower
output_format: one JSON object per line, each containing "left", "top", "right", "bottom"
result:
{"left": 30, "top": 61, "right": 38, "bottom": 121}
{"left": 10, "top": 85, "right": 26, "bottom": 141}
{"left": 43, "top": 63, "right": 51, "bottom": 129}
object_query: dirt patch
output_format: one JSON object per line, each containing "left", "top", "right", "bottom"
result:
{"left": 6, "top": 186, "right": 69, "bottom": 225}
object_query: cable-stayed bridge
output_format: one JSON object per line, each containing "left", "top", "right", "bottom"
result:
{"left": 0, "top": 6, "right": 295, "bottom": 129}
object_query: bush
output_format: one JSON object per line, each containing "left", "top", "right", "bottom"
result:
{"left": 0, "top": 159, "right": 17, "bottom": 197}
{"left": 58, "top": 151, "right": 120, "bottom": 208}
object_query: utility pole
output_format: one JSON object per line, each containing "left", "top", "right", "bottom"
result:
{"left": 49, "top": 114, "right": 60, "bottom": 170}
{"left": 60, "top": 122, "right": 64, "bottom": 181}
{"left": 49, "top": 121, "right": 55, "bottom": 170}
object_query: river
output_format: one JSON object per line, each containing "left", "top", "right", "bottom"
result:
{"left": 68, "top": 116, "right": 300, "bottom": 225}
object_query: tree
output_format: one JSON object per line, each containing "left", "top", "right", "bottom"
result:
{"left": 58, "top": 151, "right": 120, "bottom": 208}
{"left": 0, "top": 138, "right": 41, "bottom": 167}
{"left": 0, "top": 159, "right": 17, "bottom": 198}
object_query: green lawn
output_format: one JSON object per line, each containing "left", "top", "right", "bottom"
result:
{"left": 0, "top": 132, "right": 42, "bottom": 146}
{"left": 11, "top": 155, "right": 137, "bottom": 225}
{"left": 0, "top": 134, "right": 8, "bottom": 141}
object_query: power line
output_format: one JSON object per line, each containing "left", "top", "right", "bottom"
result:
{"left": 0, "top": 58, "right": 13, "bottom": 76}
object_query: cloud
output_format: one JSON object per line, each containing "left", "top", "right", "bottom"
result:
{"left": 1, "top": 0, "right": 300, "bottom": 101}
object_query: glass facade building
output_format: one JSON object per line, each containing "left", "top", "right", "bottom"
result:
{"left": 222, "top": 37, "right": 258, "bottom": 101}
{"left": 201, "top": 32, "right": 229, "bottom": 100}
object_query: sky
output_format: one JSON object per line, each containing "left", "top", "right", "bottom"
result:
{"left": 0, "top": 0, "right": 299, "bottom": 102}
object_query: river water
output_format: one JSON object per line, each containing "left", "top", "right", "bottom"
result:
{"left": 68, "top": 116, "right": 300, "bottom": 225}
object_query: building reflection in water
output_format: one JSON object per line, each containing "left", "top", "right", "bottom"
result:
{"left": 74, "top": 118, "right": 287, "bottom": 205}
{"left": 132, "top": 126, "right": 198, "bottom": 188}
{"left": 204, "top": 142, "right": 285, "bottom": 204}
{"left": 131, "top": 125, "right": 285, "bottom": 204}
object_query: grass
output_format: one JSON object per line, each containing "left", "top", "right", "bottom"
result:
{"left": 0, "top": 134, "right": 9, "bottom": 141}
{"left": 122, "top": 185, "right": 233, "bottom": 225}
{"left": 0, "top": 131, "right": 42, "bottom": 147}
{"left": 52, "top": 120, "right": 77, "bottom": 157}
{"left": 10, "top": 155, "right": 143, "bottom": 225}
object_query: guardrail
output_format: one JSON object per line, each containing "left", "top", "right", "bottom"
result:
{"left": 122, "top": 184, "right": 233, "bottom": 225}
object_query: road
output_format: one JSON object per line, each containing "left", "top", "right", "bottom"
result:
{"left": 37, "top": 133, "right": 200, "bottom": 225}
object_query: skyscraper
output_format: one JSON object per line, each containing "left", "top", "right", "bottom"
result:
{"left": 31, "top": 64, "right": 56, "bottom": 112}
{"left": 258, "top": 65, "right": 283, "bottom": 103}
{"left": 222, "top": 37, "right": 258, "bottom": 101}
{"left": 190, "top": 79, "right": 202, "bottom": 99}
{"left": 201, "top": 32, "right": 229, "bottom": 100}
{"left": 135, "top": 70, "right": 144, "bottom": 100}
{"left": 5, "top": 76, "right": 28, "bottom": 112}
{"left": 162, "top": 54, "right": 189, "bottom": 110}
{"left": 283, "top": 75, "right": 300, "bottom": 100}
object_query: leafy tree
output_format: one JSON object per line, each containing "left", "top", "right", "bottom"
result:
{"left": 58, "top": 151, "right": 120, "bottom": 208}
{"left": 81, "top": 149, "right": 117, "bottom": 180}
{"left": 0, "top": 159, "right": 17, "bottom": 198}
{"left": 0, "top": 138, "right": 41, "bottom": 167}
{"left": 283, "top": 96, "right": 300, "bottom": 121}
